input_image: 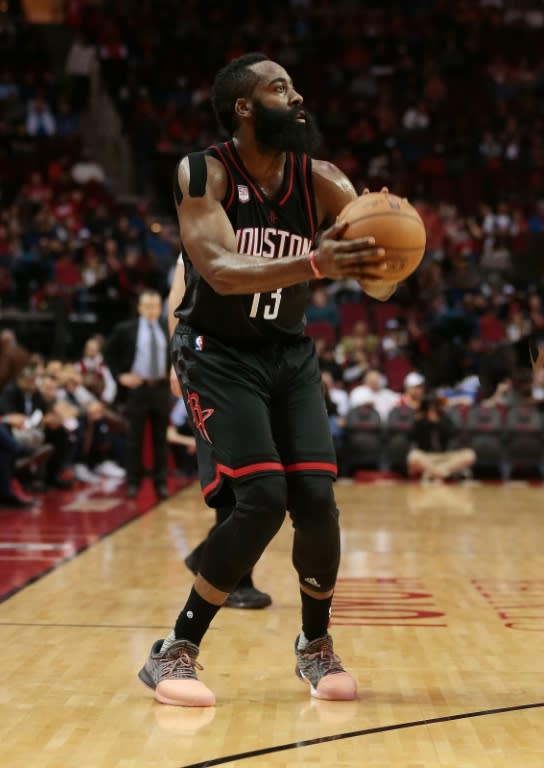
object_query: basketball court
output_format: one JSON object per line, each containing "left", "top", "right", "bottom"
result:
{"left": 1, "top": 478, "right": 543, "bottom": 767}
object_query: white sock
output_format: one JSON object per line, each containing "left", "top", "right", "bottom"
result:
{"left": 161, "top": 630, "right": 176, "bottom": 653}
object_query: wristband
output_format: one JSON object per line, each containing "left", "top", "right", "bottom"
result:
{"left": 309, "top": 250, "right": 324, "bottom": 280}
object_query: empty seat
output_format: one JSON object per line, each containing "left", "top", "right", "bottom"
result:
{"left": 383, "top": 357, "right": 413, "bottom": 393}
{"left": 304, "top": 321, "right": 337, "bottom": 346}
{"left": 339, "top": 302, "right": 369, "bottom": 336}
{"left": 504, "top": 405, "right": 543, "bottom": 479}
{"left": 343, "top": 405, "right": 383, "bottom": 475}
{"left": 465, "top": 404, "right": 504, "bottom": 478}
{"left": 385, "top": 405, "right": 415, "bottom": 473}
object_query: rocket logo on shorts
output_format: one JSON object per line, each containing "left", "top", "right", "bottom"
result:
{"left": 187, "top": 390, "right": 215, "bottom": 443}
{"left": 237, "top": 185, "right": 250, "bottom": 203}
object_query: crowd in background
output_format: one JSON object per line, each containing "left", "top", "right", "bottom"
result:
{"left": 3, "top": 1, "right": 544, "bottom": 505}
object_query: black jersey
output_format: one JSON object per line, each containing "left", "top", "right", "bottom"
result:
{"left": 174, "top": 140, "right": 318, "bottom": 347}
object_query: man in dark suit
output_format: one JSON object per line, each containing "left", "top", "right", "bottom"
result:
{"left": 1, "top": 367, "right": 72, "bottom": 490}
{"left": 104, "top": 290, "right": 170, "bottom": 499}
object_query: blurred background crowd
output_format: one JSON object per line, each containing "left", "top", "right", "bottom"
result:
{"left": 3, "top": 0, "right": 544, "bottom": 506}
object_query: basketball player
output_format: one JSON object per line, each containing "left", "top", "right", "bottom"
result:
{"left": 139, "top": 53, "right": 396, "bottom": 707}
{"left": 168, "top": 255, "right": 272, "bottom": 610}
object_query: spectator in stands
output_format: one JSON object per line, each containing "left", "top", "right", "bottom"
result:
{"left": 37, "top": 374, "right": 75, "bottom": 489}
{"left": 505, "top": 302, "right": 531, "bottom": 344}
{"left": 75, "top": 336, "right": 117, "bottom": 404}
{"left": 338, "top": 320, "right": 379, "bottom": 362}
{"left": 0, "top": 418, "right": 34, "bottom": 508}
{"left": 305, "top": 286, "right": 340, "bottom": 328}
{"left": 79, "top": 398, "right": 127, "bottom": 481}
{"left": 65, "top": 32, "right": 96, "bottom": 113}
{"left": 104, "top": 289, "right": 170, "bottom": 499}
{"left": 71, "top": 149, "right": 107, "bottom": 185}
{"left": 322, "top": 372, "right": 346, "bottom": 471}
{"left": 381, "top": 318, "right": 410, "bottom": 359}
{"left": 407, "top": 395, "right": 476, "bottom": 482}
{"left": 532, "top": 365, "right": 544, "bottom": 406}
{"left": 348, "top": 369, "right": 399, "bottom": 423}
{"left": 342, "top": 348, "right": 371, "bottom": 388}
{"left": 321, "top": 371, "right": 349, "bottom": 418}
{"left": 0, "top": 329, "right": 29, "bottom": 391}
{"left": 26, "top": 97, "right": 56, "bottom": 137}
{"left": 55, "top": 96, "right": 80, "bottom": 138}
{"left": 482, "top": 377, "right": 514, "bottom": 409}
{"left": 167, "top": 397, "right": 197, "bottom": 479}
{"left": 315, "top": 338, "right": 344, "bottom": 384}
{"left": 398, "top": 372, "right": 426, "bottom": 410}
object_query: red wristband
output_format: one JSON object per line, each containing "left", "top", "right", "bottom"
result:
{"left": 309, "top": 250, "right": 324, "bottom": 280}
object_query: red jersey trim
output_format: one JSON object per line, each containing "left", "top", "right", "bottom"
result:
{"left": 212, "top": 143, "right": 236, "bottom": 211}
{"left": 224, "top": 142, "right": 264, "bottom": 203}
{"left": 302, "top": 154, "right": 316, "bottom": 240}
{"left": 278, "top": 153, "right": 295, "bottom": 206}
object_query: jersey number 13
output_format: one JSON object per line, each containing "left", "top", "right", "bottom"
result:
{"left": 249, "top": 289, "right": 283, "bottom": 320}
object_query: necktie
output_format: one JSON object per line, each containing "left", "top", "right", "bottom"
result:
{"left": 149, "top": 322, "right": 160, "bottom": 379}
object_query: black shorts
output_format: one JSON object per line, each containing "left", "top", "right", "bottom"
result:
{"left": 171, "top": 328, "right": 337, "bottom": 507}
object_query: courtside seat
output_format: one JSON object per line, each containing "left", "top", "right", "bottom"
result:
{"left": 343, "top": 404, "right": 383, "bottom": 475}
{"left": 504, "top": 405, "right": 543, "bottom": 479}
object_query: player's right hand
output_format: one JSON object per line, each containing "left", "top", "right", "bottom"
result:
{"left": 170, "top": 365, "right": 182, "bottom": 398}
{"left": 314, "top": 220, "right": 388, "bottom": 281}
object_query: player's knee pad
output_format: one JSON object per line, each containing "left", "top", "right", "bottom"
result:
{"left": 288, "top": 475, "right": 339, "bottom": 530}
{"left": 288, "top": 475, "right": 340, "bottom": 593}
{"left": 199, "top": 474, "right": 287, "bottom": 591}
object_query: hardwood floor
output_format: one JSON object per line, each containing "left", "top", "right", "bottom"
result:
{"left": 1, "top": 480, "right": 543, "bottom": 767}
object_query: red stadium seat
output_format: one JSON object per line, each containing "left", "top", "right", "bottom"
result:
{"left": 373, "top": 302, "right": 403, "bottom": 335}
{"left": 478, "top": 313, "right": 506, "bottom": 343}
{"left": 383, "top": 356, "right": 413, "bottom": 392}
{"left": 339, "top": 302, "right": 369, "bottom": 336}
{"left": 304, "top": 321, "right": 337, "bottom": 346}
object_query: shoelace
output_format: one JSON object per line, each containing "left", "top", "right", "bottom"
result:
{"left": 302, "top": 643, "right": 345, "bottom": 675}
{"left": 161, "top": 651, "right": 204, "bottom": 680}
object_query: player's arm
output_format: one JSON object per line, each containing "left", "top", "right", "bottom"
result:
{"left": 167, "top": 257, "right": 186, "bottom": 397}
{"left": 175, "top": 156, "right": 388, "bottom": 294}
{"left": 312, "top": 160, "right": 398, "bottom": 301}
{"left": 168, "top": 256, "right": 185, "bottom": 338}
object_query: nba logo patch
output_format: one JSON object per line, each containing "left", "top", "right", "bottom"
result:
{"left": 195, "top": 335, "right": 204, "bottom": 351}
{"left": 237, "top": 185, "right": 250, "bottom": 203}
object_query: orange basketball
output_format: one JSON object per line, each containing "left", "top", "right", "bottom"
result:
{"left": 337, "top": 191, "right": 426, "bottom": 281}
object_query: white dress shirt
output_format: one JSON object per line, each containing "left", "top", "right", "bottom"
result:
{"left": 131, "top": 317, "right": 167, "bottom": 379}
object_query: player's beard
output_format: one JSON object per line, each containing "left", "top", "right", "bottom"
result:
{"left": 252, "top": 99, "right": 321, "bottom": 154}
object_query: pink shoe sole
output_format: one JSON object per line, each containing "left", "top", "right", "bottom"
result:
{"left": 155, "top": 679, "right": 216, "bottom": 707}
{"left": 300, "top": 671, "right": 358, "bottom": 701}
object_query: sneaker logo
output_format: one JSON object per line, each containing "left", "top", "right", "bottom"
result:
{"left": 186, "top": 611, "right": 194, "bottom": 619}
{"left": 304, "top": 577, "right": 321, "bottom": 588}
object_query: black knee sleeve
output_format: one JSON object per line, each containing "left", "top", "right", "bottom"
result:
{"left": 199, "top": 474, "right": 287, "bottom": 592}
{"left": 288, "top": 475, "right": 340, "bottom": 593}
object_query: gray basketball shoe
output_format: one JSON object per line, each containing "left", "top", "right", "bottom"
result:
{"left": 294, "top": 633, "right": 357, "bottom": 700}
{"left": 138, "top": 638, "right": 215, "bottom": 706}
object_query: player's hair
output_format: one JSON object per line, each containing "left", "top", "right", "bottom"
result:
{"left": 212, "top": 52, "right": 269, "bottom": 135}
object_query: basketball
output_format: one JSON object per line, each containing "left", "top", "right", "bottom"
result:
{"left": 337, "top": 191, "right": 426, "bottom": 281}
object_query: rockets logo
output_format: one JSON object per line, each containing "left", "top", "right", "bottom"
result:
{"left": 186, "top": 391, "right": 214, "bottom": 444}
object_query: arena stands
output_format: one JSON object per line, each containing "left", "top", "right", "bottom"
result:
{"left": 2, "top": 1, "right": 544, "bottom": 502}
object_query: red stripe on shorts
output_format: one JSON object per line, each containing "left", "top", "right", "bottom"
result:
{"left": 202, "top": 461, "right": 285, "bottom": 498}
{"left": 284, "top": 461, "right": 338, "bottom": 474}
